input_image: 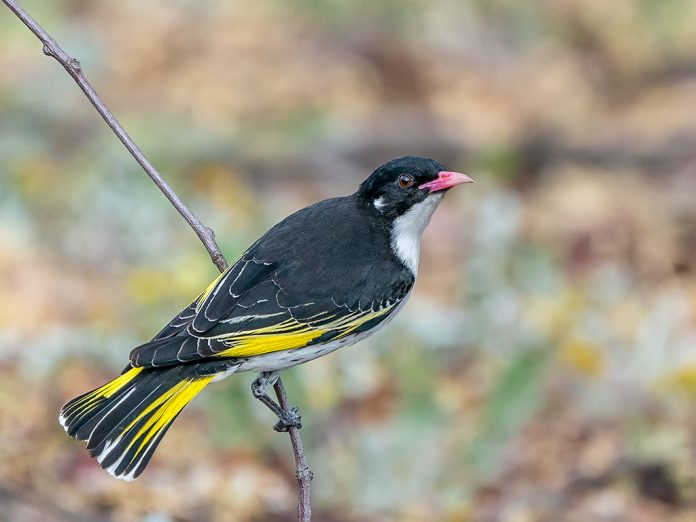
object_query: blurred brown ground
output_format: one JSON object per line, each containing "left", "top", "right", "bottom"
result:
{"left": 1, "top": 1, "right": 696, "bottom": 521}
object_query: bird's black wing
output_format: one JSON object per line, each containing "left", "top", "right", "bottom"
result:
{"left": 129, "top": 197, "right": 414, "bottom": 369}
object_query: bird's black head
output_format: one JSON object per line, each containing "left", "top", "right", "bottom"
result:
{"left": 357, "top": 156, "right": 472, "bottom": 219}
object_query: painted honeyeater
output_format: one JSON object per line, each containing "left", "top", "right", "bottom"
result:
{"left": 59, "top": 156, "right": 474, "bottom": 480}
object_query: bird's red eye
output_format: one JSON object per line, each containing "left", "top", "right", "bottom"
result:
{"left": 398, "top": 175, "right": 415, "bottom": 188}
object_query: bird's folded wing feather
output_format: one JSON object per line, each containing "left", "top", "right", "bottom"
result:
{"left": 130, "top": 255, "right": 400, "bottom": 369}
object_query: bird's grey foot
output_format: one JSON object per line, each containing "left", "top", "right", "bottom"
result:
{"left": 273, "top": 406, "right": 302, "bottom": 432}
{"left": 251, "top": 371, "right": 303, "bottom": 431}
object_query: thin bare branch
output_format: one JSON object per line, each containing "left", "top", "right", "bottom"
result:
{"left": 274, "top": 379, "right": 313, "bottom": 521}
{"left": 3, "top": 0, "right": 227, "bottom": 271}
{"left": 3, "top": 0, "right": 312, "bottom": 518}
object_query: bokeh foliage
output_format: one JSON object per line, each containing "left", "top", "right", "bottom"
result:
{"left": 2, "top": 1, "right": 696, "bottom": 520}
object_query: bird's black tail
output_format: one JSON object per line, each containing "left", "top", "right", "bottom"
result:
{"left": 59, "top": 365, "right": 215, "bottom": 480}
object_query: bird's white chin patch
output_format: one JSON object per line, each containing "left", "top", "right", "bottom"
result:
{"left": 390, "top": 192, "right": 445, "bottom": 274}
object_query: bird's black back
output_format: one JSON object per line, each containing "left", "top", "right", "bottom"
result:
{"left": 253, "top": 194, "right": 414, "bottom": 311}
{"left": 129, "top": 193, "right": 415, "bottom": 368}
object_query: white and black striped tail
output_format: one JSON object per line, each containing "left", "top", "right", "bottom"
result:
{"left": 59, "top": 362, "right": 234, "bottom": 480}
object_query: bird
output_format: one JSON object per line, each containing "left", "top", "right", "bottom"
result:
{"left": 59, "top": 156, "right": 474, "bottom": 480}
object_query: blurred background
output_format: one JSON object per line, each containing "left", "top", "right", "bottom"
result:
{"left": 2, "top": 1, "right": 696, "bottom": 520}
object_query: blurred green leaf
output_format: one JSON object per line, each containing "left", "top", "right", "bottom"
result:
{"left": 467, "top": 348, "right": 547, "bottom": 479}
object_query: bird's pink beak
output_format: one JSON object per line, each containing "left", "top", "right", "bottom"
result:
{"left": 419, "top": 171, "right": 475, "bottom": 192}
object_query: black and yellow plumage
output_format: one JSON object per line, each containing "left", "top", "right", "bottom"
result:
{"left": 59, "top": 156, "right": 473, "bottom": 480}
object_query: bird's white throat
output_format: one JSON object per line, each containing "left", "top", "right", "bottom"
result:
{"left": 390, "top": 193, "right": 444, "bottom": 274}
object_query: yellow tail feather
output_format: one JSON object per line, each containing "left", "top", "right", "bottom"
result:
{"left": 123, "top": 377, "right": 214, "bottom": 456}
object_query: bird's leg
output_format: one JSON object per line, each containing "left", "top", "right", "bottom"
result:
{"left": 251, "top": 371, "right": 302, "bottom": 432}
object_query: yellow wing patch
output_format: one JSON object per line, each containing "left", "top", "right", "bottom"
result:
{"left": 214, "top": 306, "right": 393, "bottom": 358}
{"left": 217, "top": 328, "right": 328, "bottom": 357}
{"left": 334, "top": 307, "right": 392, "bottom": 339}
